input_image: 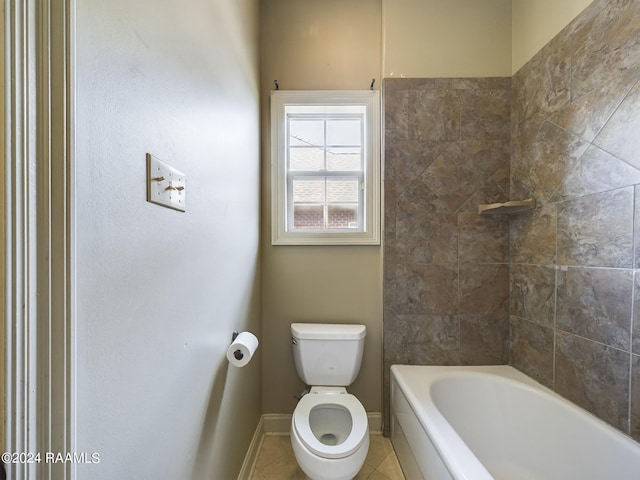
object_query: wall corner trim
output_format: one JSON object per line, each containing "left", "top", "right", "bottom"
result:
{"left": 4, "top": 1, "right": 76, "bottom": 479}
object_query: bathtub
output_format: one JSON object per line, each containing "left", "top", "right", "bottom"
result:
{"left": 390, "top": 365, "right": 640, "bottom": 480}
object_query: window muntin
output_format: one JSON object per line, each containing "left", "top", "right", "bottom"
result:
{"left": 287, "top": 110, "right": 364, "bottom": 233}
{"left": 271, "top": 91, "right": 380, "bottom": 245}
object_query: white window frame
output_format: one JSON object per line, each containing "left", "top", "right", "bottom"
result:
{"left": 271, "top": 90, "right": 381, "bottom": 245}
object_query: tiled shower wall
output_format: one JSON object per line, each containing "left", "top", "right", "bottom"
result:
{"left": 510, "top": 0, "right": 640, "bottom": 440}
{"left": 383, "top": 0, "right": 640, "bottom": 440}
{"left": 383, "top": 78, "right": 512, "bottom": 433}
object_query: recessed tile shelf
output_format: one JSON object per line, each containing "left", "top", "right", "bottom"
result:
{"left": 479, "top": 198, "right": 536, "bottom": 215}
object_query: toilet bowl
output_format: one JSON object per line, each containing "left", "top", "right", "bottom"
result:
{"left": 289, "top": 323, "right": 369, "bottom": 480}
{"left": 291, "top": 387, "right": 369, "bottom": 480}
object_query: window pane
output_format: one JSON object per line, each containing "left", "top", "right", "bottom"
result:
{"left": 290, "top": 147, "right": 324, "bottom": 171}
{"left": 293, "top": 205, "right": 324, "bottom": 229}
{"left": 292, "top": 178, "right": 324, "bottom": 203}
{"left": 327, "top": 178, "right": 359, "bottom": 203}
{"left": 328, "top": 204, "right": 358, "bottom": 229}
{"left": 326, "top": 148, "right": 361, "bottom": 171}
{"left": 289, "top": 119, "right": 324, "bottom": 146}
{"left": 326, "top": 119, "right": 362, "bottom": 145}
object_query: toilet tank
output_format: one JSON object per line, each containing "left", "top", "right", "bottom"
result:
{"left": 291, "top": 323, "right": 366, "bottom": 386}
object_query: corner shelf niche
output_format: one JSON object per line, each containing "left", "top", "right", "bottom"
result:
{"left": 478, "top": 198, "right": 536, "bottom": 215}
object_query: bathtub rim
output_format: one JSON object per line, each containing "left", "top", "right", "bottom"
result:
{"left": 389, "top": 364, "right": 640, "bottom": 480}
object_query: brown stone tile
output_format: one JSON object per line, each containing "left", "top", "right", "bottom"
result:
{"left": 458, "top": 212, "right": 508, "bottom": 264}
{"left": 515, "top": 34, "right": 570, "bottom": 121}
{"left": 395, "top": 211, "right": 457, "bottom": 267}
{"left": 549, "top": 68, "right": 639, "bottom": 143}
{"left": 635, "top": 185, "right": 640, "bottom": 269}
{"left": 460, "top": 313, "right": 509, "bottom": 365}
{"left": 420, "top": 142, "right": 486, "bottom": 212}
{"left": 514, "top": 121, "right": 589, "bottom": 203}
{"left": 409, "top": 89, "right": 461, "bottom": 142}
{"left": 555, "top": 331, "right": 630, "bottom": 432}
{"left": 510, "top": 112, "right": 547, "bottom": 175}
{"left": 466, "top": 139, "right": 511, "bottom": 177}
{"left": 510, "top": 264, "right": 555, "bottom": 328}
{"left": 512, "top": 48, "right": 545, "bottom": 124}
{"left": 458, "top": 172, "right": 510, "bottom": 215}
{"left": 384, "top": 138, "right": 442, "bottom": 183}
{"left": 633, "top": 272, "right": 640, "bottom": 354}
{"left": 395, "top": 178, "right": 449, "bottom": 217}
{"left": 570, "top": 0, "right": 640, "bottom": 102}
{"left": 556, "top": 267, "right": 633, "bottom": 350}
{"left": 384, "top": 89, "right": 409, "bottom": 141}
{"left": 550, "top": 144, "right": 640, "bottom": 202}
{"left": 510, "top": 316, "right": 554, "bottom": 388}
{"left": 459, "top": 263, "right": 509, "bottom": 315}
{"left": 460, "top": 89, "right": 511, "bottom": 141}
{"left": 538, "top": 27, "right": 572, "bottom": 115}
{"left": 386, "top": 264, "right": 457, "bottom": 315}
{"left": 631, "top": 354, "right": 640, "bottom": 441}
{"left": 384, "top": 180, "right": 397, "bottom": 237}
{"left": 557, "top": 187, "right": 634, "bottom": 268}
{"left": 594, "top": 79, "right": 640, "bottom": 170}
{"left": 509, "top": 204, "right": 557, "bottom": 265}
{"left": 383, "top": 77, "right": 435, "bottom": 92}
{"left": 452, "top": 78, "right": 493, "bottom": 90}
{"left": 509, "top": 175, "right": 533, "bottom": 205}
{"left": 384, "top": 314, "right": 460, "bottom": 366}
{"left": 434, "top": 78, "right": 454, "bottom": 89}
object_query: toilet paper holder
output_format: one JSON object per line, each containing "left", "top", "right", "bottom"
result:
{"left": 231, "top": 331, "right": 243, "bottom": 360}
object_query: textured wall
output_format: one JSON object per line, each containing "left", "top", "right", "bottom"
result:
{"left": 382, "top": 0, "right": 512, "bottom": 78}
{"left": 510, "top": 0, "right": 640, "bottom": 439}
{"left": 383, "top": 78, "right": 511, "bottom": 433}
{"left": 75, "top": 1, "right": 261, "bottom": 478}
{"left": 260, "top": 0, "right": 383, "bottom": 416}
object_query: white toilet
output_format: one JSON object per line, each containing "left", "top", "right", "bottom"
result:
{"left": 290, "top": 323, "right": 370, "bottom": 480}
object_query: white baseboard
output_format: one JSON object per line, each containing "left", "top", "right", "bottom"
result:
{"left": 238, "top": 412, "right": 383, "bottom": 479}
{"left": 367, "top": 412, "right": 383, "bottom": 433}
{"left": 263, "top": 413, "right": 292, "bottom": 434}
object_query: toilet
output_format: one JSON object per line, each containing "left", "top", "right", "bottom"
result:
{"left": 290, "top": 323, "right": 369, "bottom": 480}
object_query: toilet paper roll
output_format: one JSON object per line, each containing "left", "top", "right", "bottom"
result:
{"left": 226, "top": 331, "right": 259, "bottom": 367}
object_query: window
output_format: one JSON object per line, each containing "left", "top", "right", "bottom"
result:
{"left": 271, "top": 91, "right": 380, "bottom": 245}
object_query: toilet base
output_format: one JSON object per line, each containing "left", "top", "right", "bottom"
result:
{"left": 291, "top": 424, "right": 369, "bottom": 480}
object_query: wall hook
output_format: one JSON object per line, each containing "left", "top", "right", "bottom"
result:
{"left": 231, "top": 330, "right": 243, "bottom": 360}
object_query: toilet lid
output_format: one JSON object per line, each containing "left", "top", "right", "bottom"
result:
{"left": 293, "top": 392, "right": 368, "bottom": 459}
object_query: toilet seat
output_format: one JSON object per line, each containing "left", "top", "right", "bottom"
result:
{"left": 293, "top": 391, "right": 368, "bottom": 460}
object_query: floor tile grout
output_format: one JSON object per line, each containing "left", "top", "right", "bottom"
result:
{"left": 249, "top": 433, "right": 405, "bottom": 480}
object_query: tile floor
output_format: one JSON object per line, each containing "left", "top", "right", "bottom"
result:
{"left": 249, "top": 433, "right": 406, "bottom": 480}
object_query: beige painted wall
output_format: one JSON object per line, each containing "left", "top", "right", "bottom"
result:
{"left": 75, "top": 1, "right": 260, "bottom": 478}
{"left": 260, "top": 0, "right": 384, "bottom": 416}
{"left": 258, "top": 0, "right": 596, "bottom": 420}
{"left": 383, "top": 0, "right": 512, "bottom": 78}
{"left": 512, "top": 0, "right": 594, "bottom": 73}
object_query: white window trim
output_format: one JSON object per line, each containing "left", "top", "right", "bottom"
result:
{"left": 271, "top": 90, "right": 381, "bottom": 245}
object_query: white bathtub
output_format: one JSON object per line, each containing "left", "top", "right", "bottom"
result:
{"left": 390, "top": 365, "right": 640, "bottom": 480}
